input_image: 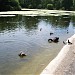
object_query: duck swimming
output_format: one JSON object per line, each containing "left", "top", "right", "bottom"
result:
{"left": 48, "top": 37, "right": 59, "bottom": 43}
{"left": 50, "top": 32, "right": 53, "bottom": 35}
{"left": 63, "top": 41, "right": 66, "bottom": 44}
{"left": 67, "top": 30, "right": 69, "bottom": 34}
{"left": 18, "top": 51, "right": 27, "bottom": 57}
{"left": 40, "top": 28, "right": 42, "bottom": 31}
{"left": 53, "top": 37, "right": 59, "bottom": 42}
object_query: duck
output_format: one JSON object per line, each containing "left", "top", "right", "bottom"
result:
{"left": 48, "top": 37, "right": 59, "bottom": 43}
{"left": 67, "top": 30, "right": 69, "bottom": 34}
{"left": 68, "top": 40, "right": 72, "bottom": 45}
{"left": 63, "top": 41, "right": 66, "bottom": 44}
{"left": 50, "top": 32, "right": 53, "bottom": 35}
{"left": 18, "top": 51, "right": 27, "bottom": 57}
{"left": 53, "top": 37, "right": 59, "bottom": 43}
{"left": 40, "top": 28, "right": 42, "bottom": 31}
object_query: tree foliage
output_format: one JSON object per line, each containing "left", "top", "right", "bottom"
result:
{"left": 0, "top": 0, "right": 21, "bottom": 11}
{"left": 19, "top": 0, "right": 74, "bottom": 10}
{"left": 0, "top": 0, "right": 75, "bottom": 11}
{"left": 62, "top": 0, "right": 73, "bottom": 10}
{"left": 47, "top": 4, "right": 53, "bottom": 10}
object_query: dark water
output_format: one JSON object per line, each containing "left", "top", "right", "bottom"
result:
{"left": 0, "top": 15, "right": 75, "bottom": 75}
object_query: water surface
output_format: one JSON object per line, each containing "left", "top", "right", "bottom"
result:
{"left": 0, "top": 15, "right": 75, "bottom": 75}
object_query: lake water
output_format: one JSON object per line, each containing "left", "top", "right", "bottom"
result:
{"left": 0, "top": 15, "right": 75, "bottom": 75}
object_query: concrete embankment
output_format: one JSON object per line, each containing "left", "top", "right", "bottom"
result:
{"left": 40, "top": 34, "right": 75, "bottom": 75}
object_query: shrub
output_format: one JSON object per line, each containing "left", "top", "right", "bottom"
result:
{"left": 0, "top": 0, "right": 21, "bottom": 11}
{"left": 47, "top": 4, "right": 53, "bottom": 10}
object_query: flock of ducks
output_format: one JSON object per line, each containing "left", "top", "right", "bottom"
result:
{"left": 46, "top": 28, "right": 72, "bottom": 45}
{"left": 18, "top": 28, "right": 72, "bottom": 58}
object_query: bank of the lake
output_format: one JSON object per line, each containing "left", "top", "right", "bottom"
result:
{"left": 0, "top": 9, "right": 75, "bottom": 16}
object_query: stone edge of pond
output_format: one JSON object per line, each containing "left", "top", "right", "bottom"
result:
{"left": 40, "top": 34, "right": 75, "bottom": 75}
